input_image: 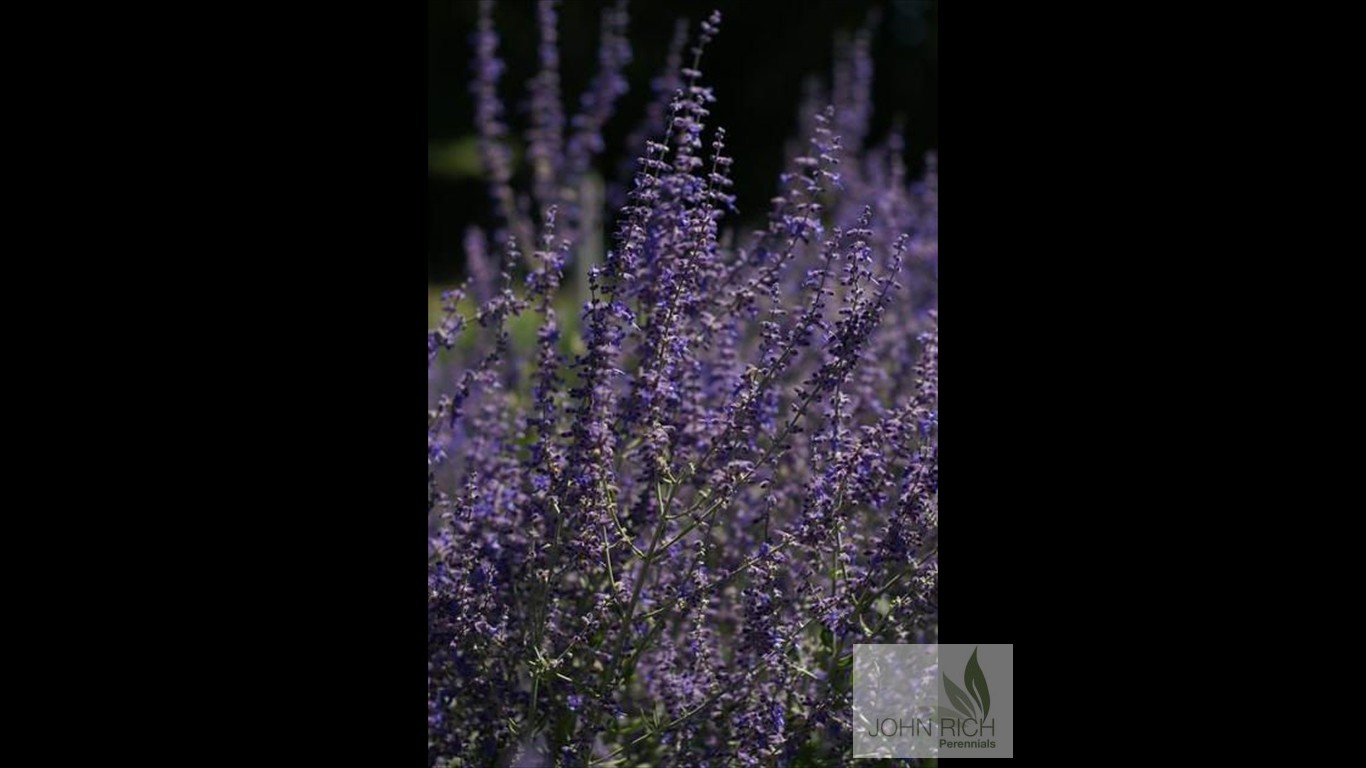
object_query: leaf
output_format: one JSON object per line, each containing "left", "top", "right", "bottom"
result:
{"left": 942, "top": 674, "right": 977, "bottom": 720}
{"left": 963, "top": 647, "right": 990, "bottom": 720}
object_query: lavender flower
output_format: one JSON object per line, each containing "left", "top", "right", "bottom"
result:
{"left": 430, "top": 7, "right": 937, "bottom": 766}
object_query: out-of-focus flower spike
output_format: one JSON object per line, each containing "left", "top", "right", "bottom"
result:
{"left": 527, "top": 0, "right": 566, "bottom": 218}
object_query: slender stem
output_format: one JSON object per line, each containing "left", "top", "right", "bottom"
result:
{"left": 607, "top": 480, "right": 675, "bottom": 689}
{"left": 605, "top": 504, "right": 646, "bottom": 559}
{"left": 602, "top": 523, "right": 615, "bottom": 590}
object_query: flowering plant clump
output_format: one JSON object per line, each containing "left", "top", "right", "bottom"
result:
{"left": 429, "top": 3, "right": 937, "bottom": 765}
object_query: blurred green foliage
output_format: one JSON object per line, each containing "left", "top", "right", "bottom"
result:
{"left": 427, "top": 136, "right": 483, "bottom": 180}
{"left": 429, "top": 135, "right": 527, "bottom": 181}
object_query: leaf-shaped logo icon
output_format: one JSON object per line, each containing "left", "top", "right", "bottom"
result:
{"left": 942, "top": 674, "right": 977, "bottom": 720}
{"left": 964, "top": 647, "right": 990, "bottom": 720}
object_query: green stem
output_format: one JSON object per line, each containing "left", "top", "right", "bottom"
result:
{"left": 608, "top": 480, "right": 675, "bottom": 688}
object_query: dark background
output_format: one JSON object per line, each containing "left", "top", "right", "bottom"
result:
{"left": 428, "top": 0, "right": 938, "bottom": 284}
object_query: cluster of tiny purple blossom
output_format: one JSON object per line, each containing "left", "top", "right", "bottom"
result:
{"left": 429, "top": 3, "right": 937, "bottom": 765}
